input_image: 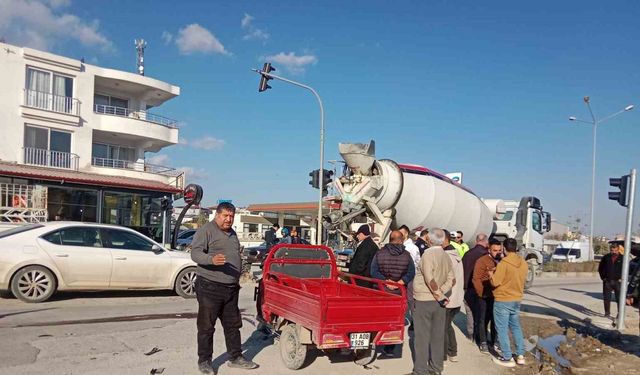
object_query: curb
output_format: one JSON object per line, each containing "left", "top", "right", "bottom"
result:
{"left": 540, "top": 272, "right": 599, "bottom": 278}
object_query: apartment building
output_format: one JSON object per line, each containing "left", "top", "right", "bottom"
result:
{"left": 0, "top": 42, "right": 183, "bottom": 241}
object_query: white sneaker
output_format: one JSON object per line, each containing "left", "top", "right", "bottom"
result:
{"left": 516, "top": 355, "right": 525, "bottom": 365}
{"left": 449, "top": 355, "right": 459, "bottom": 362}
{"left": 492, "top": 356, "right": 516, "bottom": 368}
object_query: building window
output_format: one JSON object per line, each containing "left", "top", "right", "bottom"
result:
{"left": 47, "top": 186, "right": 98, "bottom": 222}
{"left": 94, "top": 94, "right": 129, "bottom": 116}
{"left": 102, "top": 192, "right": 163, "bottom": 241}
{"left": 243, "top": 223, "right": 259, "bottom": 233}
{"left": 24, "top": 125, "right": 73, "bottom": 168}
{"left": 92, "top": 142, "right": 136, "bottom": 168}
{"left": 25, "top": 67, "right": 74, "bottom": 113}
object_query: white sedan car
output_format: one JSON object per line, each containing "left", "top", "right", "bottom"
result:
{"left": 0, "top": 222, "right": 198, "bottom": 303}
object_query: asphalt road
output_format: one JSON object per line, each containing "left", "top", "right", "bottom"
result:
{"left": 0, "top": 274, "right": 635, "bottom": 375}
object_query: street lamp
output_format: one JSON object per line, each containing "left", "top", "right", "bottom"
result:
{"left": 253, "top": 65, "right": 326, "bottom": 245}
{"left": 568, "top": 97, "right": 634, "bottom": 260}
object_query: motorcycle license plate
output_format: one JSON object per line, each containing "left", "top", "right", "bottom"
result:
{"left": 350, "top": 333, "right": 370, "bottom": 348}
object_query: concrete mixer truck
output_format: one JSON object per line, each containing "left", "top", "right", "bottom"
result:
{"left": 323, "top": 141, "right": 551, "bottom": 288}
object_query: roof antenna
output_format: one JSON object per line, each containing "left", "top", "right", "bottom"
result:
{"left": 134, "top": 39, "right": 146, "bottom": 76}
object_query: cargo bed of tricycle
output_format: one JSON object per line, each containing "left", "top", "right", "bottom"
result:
{"left": 256, "top": 244, "right": 407, "bottom": 369}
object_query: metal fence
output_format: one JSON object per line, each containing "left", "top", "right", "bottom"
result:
{"left": 24, "top": 147, "right": 79, "bottom": 170}
{"left": 91, "top": 157, "right": 182, "bottom": 176}
{"left": 94, "top": 104, "right": 178, "bottom": 128}
{"left": 24, "top": 89, "right": 80, "bottom": 116}
{"left": 0, "top": 183, "right": 48, "bottom": 223}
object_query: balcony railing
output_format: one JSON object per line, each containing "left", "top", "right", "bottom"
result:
{"left": 94, "top": 104, "right": 178, "bottom": 128}
{"left": 23, "top": 147, "right": 79, "bottom": 170}
{"left": 92, "top": 157, "right": 182, "bottom": 177}
{"left": 23, "top": 89, "right": 80, "bottom": 116}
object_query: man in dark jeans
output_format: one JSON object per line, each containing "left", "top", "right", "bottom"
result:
{"left": 472, "top": 238, "right": 501, "bottom": 353}
{"left": 191, "top": 202, "right": 259, "bottom": 374}
{"left": 598, "top": 242, "right": 624, "bottom": 319}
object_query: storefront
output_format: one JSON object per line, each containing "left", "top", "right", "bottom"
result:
{"left": 0, "top": 162, "right": 181, "bottom": 242}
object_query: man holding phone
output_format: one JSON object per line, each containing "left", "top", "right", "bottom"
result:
{"left": 191, "top": 202, "right": 259, "bottom": 373}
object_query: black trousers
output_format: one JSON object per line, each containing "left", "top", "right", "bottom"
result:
{"left": 603, "top": 280, "right": 621, "bottom": 316}
{"left": 196, "top": 277, "right": 243, "bottom": 363}
{"left": 464, "top": 290, "right": 479, "bottom": 344}
{"left": 476, "top": 297, "right": 495, "bottom": 345}
{"left": 444, "top": 307, "right": 460, "bottom": 358}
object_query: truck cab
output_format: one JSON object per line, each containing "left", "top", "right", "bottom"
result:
{"left": 491, "top": 196, "right": 551, "bottom": 289}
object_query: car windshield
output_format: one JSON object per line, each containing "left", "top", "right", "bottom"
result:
{"left": 0, "top": 224, "right": 44, "bottom": 239}
{"left": 554, "top": 248, "right": 570, "bottom": 256}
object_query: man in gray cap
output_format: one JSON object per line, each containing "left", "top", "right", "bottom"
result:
{"left": 348, "top": 224, "right": 379, "bottom": 287}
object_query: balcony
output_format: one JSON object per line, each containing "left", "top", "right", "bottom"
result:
{"left": 94, "top": 104, "right": 177, "bottom": 128}
{"left": 90, "top": 157, "right": 184, "bottom": 189}
{"left": 23, "top": 89, "right": 80, "bottom": 116}
{"left": 23, "top": 147, "right": 79, "bottom": 170}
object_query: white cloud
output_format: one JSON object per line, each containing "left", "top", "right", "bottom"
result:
{"left": 0, "top": 0, "right": 114, "bottom": 52}
{"left": 241, "top": 13, "right": 253, "bottom": 29}
{"left": 161, "top": 30, "right": 173, "bottom": 44}
{"left": 191, "top": 136, "right": 225, "bottom": 150}
{"left": 147, "top": 154, "right": 169, "bottom": 165}
{"left": 175, "top": 23, "right": 229, "bottom": 55}
{"left": 264, "top": 52, "right": 317, "bottom": 74}
{"left": 241, "top": 13, "right": 269, "bottom": 42}
{"left": 178, "top": 167, "right": 208, "bottom": 182}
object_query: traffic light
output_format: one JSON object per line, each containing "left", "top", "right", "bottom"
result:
{"left": 309, "top": 169, "right": 320, "bottom": 189}
{"left": 258, "top": 62, "right": 275, "bottom": 92}
{"left": 609, "top": 175, "right": 630, "bottom": 207}
{"left": 321, "top": 169, "right": 333, "bottom": 197}
{"left": 160, "top": 197, "right": 172, "bottom": 211}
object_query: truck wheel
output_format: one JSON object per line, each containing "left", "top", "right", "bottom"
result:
{"left": 280, "top": 324, "right": 307, "bottom": 370}
{"left": 524, "top": 259, "right": 537, "bottom": 290}
{"left": 11, "top": 265, "right": 57, "bottom": 303}
{"left": 353, "top": 348, "right": 376, "bottom": 366}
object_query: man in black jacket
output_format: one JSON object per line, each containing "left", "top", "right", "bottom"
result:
{"left": 461, "top": 233, "right": 489, "bottom": 343}
{"left": 348, "top": 224, "right": 378, "bottom": 287}
{"left": 599, "top": 242, "right": 624, "bottom": 319}
{"left": 264, "top": 224, "right": 279, "bottom": 251}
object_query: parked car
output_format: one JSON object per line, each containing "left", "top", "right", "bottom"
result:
{"left": 243, "top": 242, "right": 268, "bottom": 264}
{"left": 0, "top": 222, "right": 198, "bottom": 303}
{"left": 176, "top": 229, "right": 197, "bottom": 250}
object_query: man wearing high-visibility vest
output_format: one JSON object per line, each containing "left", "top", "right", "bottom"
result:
{"left": 452, "top": 231, "right": 470, "bottom": 257}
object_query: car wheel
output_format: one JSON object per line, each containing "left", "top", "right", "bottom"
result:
{"left": 175, "top": 267, "right": 197, "bottom": 298}
{"left": 11, "top": 266, "right": 57, "bottom": 303}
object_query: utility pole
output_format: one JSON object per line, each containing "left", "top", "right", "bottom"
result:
{"left": 253, "top": 64, "right": 325, "bottom": 245}
{"left": 609, "top": 169, "right": 637, "bottom": 331}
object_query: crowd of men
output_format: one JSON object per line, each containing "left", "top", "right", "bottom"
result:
{"left": 349, "top": 225, "right": 529, "bottom": 374}
{"left": 188, "top": 203, "right": 639, "bottom": 375}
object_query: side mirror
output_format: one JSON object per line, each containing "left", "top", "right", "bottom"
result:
{"left": 152, "top": 244, "right": 165, "bottom": 254}
{"left": 543, "top": 211, "right": 552, "bottom": 233}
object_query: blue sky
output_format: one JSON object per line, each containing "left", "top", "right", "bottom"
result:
{"left": 1, "top": 0, "right": 639, "bottom": 236}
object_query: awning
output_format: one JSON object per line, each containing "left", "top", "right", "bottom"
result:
{"left": 246, "top": 201, "right": 339, "bottom": 216}
{"left": 0, "top": 161, "right": 182, "bottom": 194}
{"left": 239, "top": 215, "right": 273, "bottom": 225}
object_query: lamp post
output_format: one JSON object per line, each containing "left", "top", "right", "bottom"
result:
{"left": 568, "top": 97, "right": 634, "bottom": 260}
{"left": 253, "top": 65, "right": 325, "bottom": 245}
